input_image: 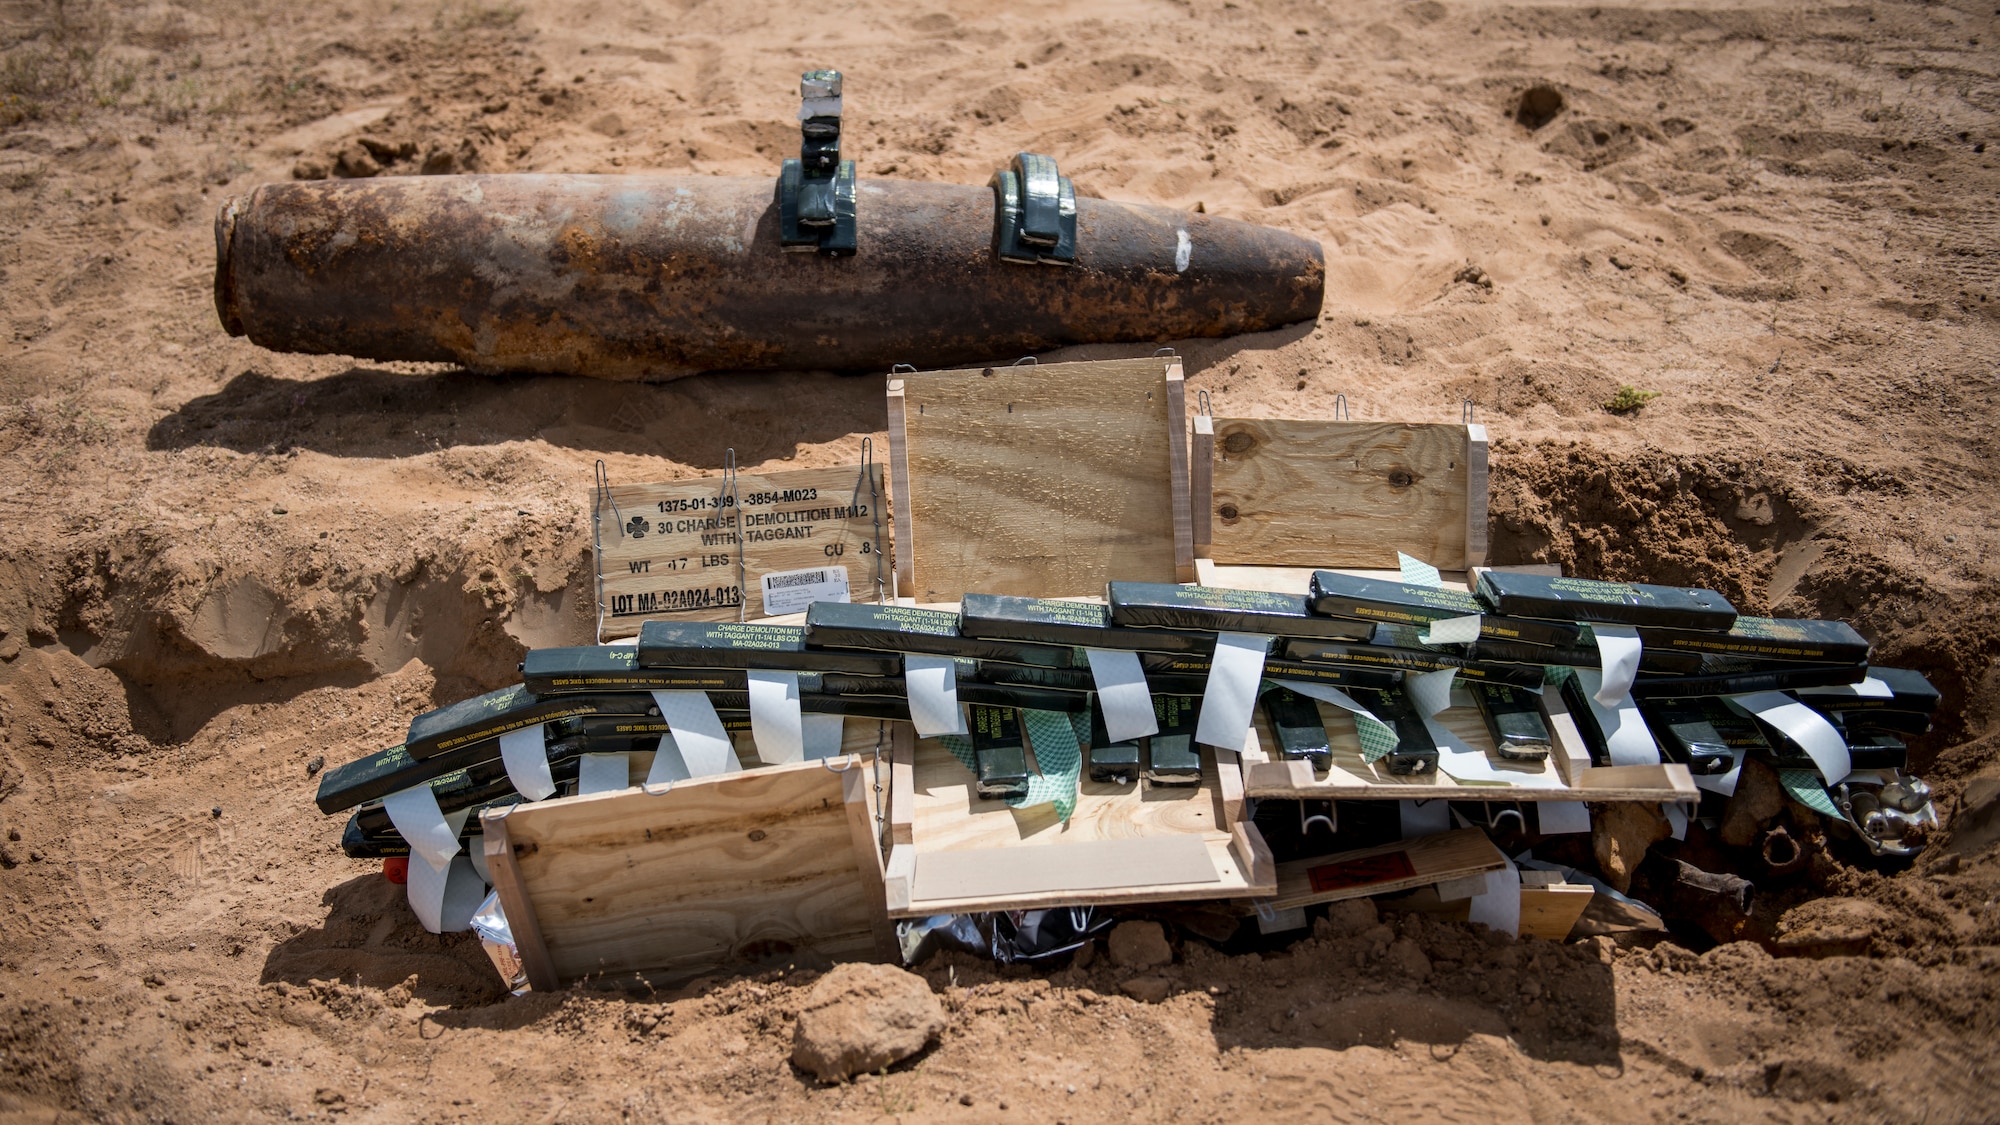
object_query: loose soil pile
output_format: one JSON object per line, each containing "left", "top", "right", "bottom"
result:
{"left": 2, "top": 0, "right": 1997, "bottom": 1121}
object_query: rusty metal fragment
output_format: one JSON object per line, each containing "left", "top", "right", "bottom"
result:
{"left": 214, "top": 174, "right": 1324, "bottom": 379}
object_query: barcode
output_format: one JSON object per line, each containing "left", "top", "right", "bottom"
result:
{"left": 767, "top": 570, "right": 828, "bottom": 589}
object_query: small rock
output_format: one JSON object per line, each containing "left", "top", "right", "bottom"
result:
{"left": 333, "top": 143, "right": 380, "bottom": 179}
{"left": 1315, "top": 899, "right": 1377, "bottom": 939}
{"left": 959, "top": 1092, "right": 974, "bottom": 1106}
{"left": 0, "top": 635, "right": 20, "bottom": 661}
{"left": 1772, "top": 897, "right": 1889, "bottom": 958}
{"left": 313, "top": 1089, "right": 344, "bottom": 1107}
{"left": 1119, "top": 976, "right": 1170, "bottom": 1004}
{"left": 1386, "top": 938, "right": 1431, "bottom": 980}
{"left": 211, "top": 807, "right": 223, "bottom": 819}
{"left": 1592, "top": 801, "right": 1670, "bottom": 893}
{"left": 5, "top": 828, "right": 17, "bottom": 842}
{"left": 790, "top": 963, "right": 944, "bottom": 1083}
{"left": 291, "top": 158, "right": 330, "bottom": 181}
{"left": 1105, "top": 921, "right": 1172, "bottom": 970}
{"left": 305, "top": 756, "right": 325, "bottom": 778}
{"left": 1948, "top": 777, "right": 2000, "bottom": 856}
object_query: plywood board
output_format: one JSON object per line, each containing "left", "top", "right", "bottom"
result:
{"left": 595, "top": 464, "right": 885, "bottom": 637}
{"left": 1208, "top": 419, "right": 1476, "bottom": 568}
{"left": 897, "top": 357, "right": 1184, "bottom": 601}
{"left": 912, "top": 835, "right": 1218, "bottom": 900}
{"left": 1257, "top": 828, "right": 1506, "bottom": 912}
{"left": 1520, "top": 883, "right": 1594, "bottom": 940}
{"left": 884, "top": 730, "right": 1272, "bottom": 916}
{"left": 483, "top": 739, "right": 888, "bottom": 985}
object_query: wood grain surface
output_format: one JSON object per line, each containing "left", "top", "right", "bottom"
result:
{"left": 490, "top": 751, "right": 882, "bottom": 984}
{"left": 900, "top": 357, "right": 1181, "bottom": 600}
{"left": 1259, "top": 828, "right": 1506, "bottom": 912}
{"left": 1208, "top": 419, "right": 1473, "bottom": 568}
{"left": 596, "top": 464, "right": 885, "bottom": 636}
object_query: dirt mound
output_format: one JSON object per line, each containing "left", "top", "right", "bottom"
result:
{"left": 2, "top": 0, "right": 1998, "bottom": 1120}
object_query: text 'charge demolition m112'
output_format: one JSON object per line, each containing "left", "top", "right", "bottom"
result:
{"left": 596, "top": 466, "right": 885, "bottom": 635}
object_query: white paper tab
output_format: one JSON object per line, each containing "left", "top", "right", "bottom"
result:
{"left": 1575, "top": 669, "right": 1661, "bottom": 766}
{"left": 1591, "top": 624, "right": 1644, "bottom": 705}
{"left": 747, "top": 670, "right": 806, "bottom": 764}
{"left": 1085, "top": 648, "right": 1159, "bottom": 743}
{"left": 1399, "top": 799, "right": 1452, "bottom": 839}
{"left": 1465, "top": 852, "right": 1521, "bottom": 937}
{"left": 650, "top": 690, "right": 741, "bottom": 776}
{"left": 1273, "top": 679, "right": 1368, "bottom": 719}
{"left": 645, "top": 731, "right": 691, "bottom": 786}
{"left": 1397, "top": 552, "right": 1443, "bottom": 588}
{"left": 408, "top": 854, "right": 485, "bottom": 934}
{"left": 760, "top": 565, "right": 849, "bottom": 616}
{"left": 1420, "top": 614, "right": 1483, "bottom": 646}
{"left": 578, "top": 753, "right": 630, "bottom": 795}
{"left": 1195, "top": 632, "right": 1270, "bottom": 751}
{"left": 1405, "top": 668, "right": 1458, "bottom": 718}
{"left": 1663, "top": 801, "right": 1689, "bottom": 841}
{"left": 499, "top": 724, "right": 557, "bottom": 802}
{"left": 904, "top": 654, "right": 968, "bottom": 737}
{"left": 1726, "top": 691, "right": 1851, "bottom": 784}
{"left": 802, "top": 714, "right": 847, "bottom": 760}
{"left": 1537, "top": 801, "right": 1592, "bottom": 835}
{"left": 382, "top": 784, "right": 461, "bottom": 873}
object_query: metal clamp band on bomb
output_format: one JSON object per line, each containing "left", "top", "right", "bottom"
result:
{"left": 780, "top": 69, "right": 856, "bottom": 256}
{"left": 993, "top": 152, "right": 1076, "bottom": 266}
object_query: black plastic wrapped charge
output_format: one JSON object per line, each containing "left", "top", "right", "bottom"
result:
{"left": 805, "top": 601, "right": 1078, "bottom": 668}
{"left": 1106, "top": 582, "right": 1374, "bottom": 640}
{"left": 1474, "top": 570, "right": 1739, "bottom": 631}
{"left": 637, "top": 620, "right": 901, "bottom": 675}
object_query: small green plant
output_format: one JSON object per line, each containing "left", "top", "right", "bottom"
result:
{"left": 1604, "top": 385, "right": 1661, "bottom": 414}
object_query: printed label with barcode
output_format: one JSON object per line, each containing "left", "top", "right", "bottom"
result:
{"left": 761, "top": 566, "right": 850, "bottom": 615}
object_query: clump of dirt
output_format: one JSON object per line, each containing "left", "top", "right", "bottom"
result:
{"left": 3, "top": 0, "right": 1999, "bottom": 1120}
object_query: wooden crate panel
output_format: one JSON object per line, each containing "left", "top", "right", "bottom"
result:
{"left": 490, "top": 751, "right": 883, "bottom": 986}
{"left": 1261, "top": 828, "right": 1506, "bottom": 912}
{"left": 898, "top": 357, "right": 1182, "bottom": 600}
{"left": 884, "top": 731, "right": 1273, "bottom": 916}
{"left": 1209, "top": 419, "right": 1471, "bottom": 568}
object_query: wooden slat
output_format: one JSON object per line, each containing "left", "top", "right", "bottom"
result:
{"left": 1209, "top": 419, "right": 1472, "bottom": 568}
{"left": 1256, "top": 828, "right": 1507, "bottom": 912}
{"left": 1230, "top": 821, "right": 1275, "bottom": 892}
{"left": 498, "top": 760, "right": 880, "bottom": 984}
{"left": 1192, "top": 562, "right": 1471, "bottom": 595}
{"left": 480, "top": 816, "right": 559, "bottom": 993}
{"left": 840, "top": 766, "right": 899, "bottom": 958}
{"left": 886, "top": 379, "right": 915, "bottom": 598}
{"left": 1212, "top": 745, "right": 1244, "bottom": 826}
{"left": 1166, "top": 363, "right": 1193, "bottom": 582}
{"left": 901, "top": 356, "right": 1179, "bottom": 600}
{"left": 1538, "top": 685, "right": 1596, "bottom": 788}
{"left": 889, "top": 722, "right": 915, "bottom": 847}
{"left": 1191, "top": 414, "right": 1214, "bottom": 556}
{"left": 912, "top": 835, "right": 1217, "bottom": 901}
{"left": 889, "top": 727, "right": 1271, "bottom": 916}
{"left": 1520, "top": 883, "right": 1594, "bottom": 940}
{"left": 1465, "top": 423, "right": 1490, "bottom": 568}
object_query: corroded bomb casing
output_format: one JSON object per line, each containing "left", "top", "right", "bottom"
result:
{"left": 213, "top": 174, "right": 1325, "bottom": 379}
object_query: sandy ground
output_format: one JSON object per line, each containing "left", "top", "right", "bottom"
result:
{"left": 3, "top": 0, "right": 2000, "bottom": 1120}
